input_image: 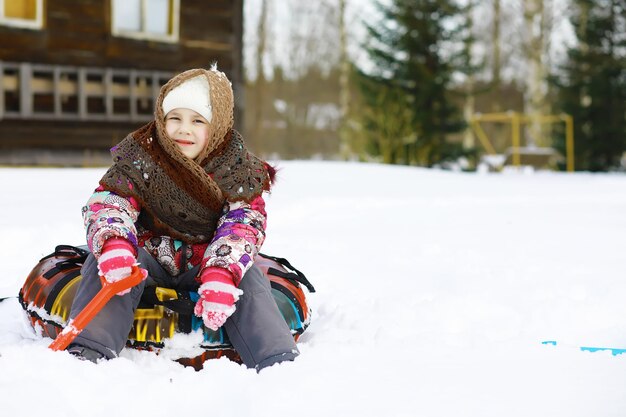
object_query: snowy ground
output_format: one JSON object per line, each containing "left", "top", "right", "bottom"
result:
{"left": 1, "top": 161, "right": 626, "bottom": 417}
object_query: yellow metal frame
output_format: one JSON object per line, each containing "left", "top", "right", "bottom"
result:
{"left": 470, "top": 112, "right": 575, "bottom": 172}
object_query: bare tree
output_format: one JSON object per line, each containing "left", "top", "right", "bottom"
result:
{"left": 462, "top": 2, "right": 477, "bottom": 149}
{"left": 252, "top": 0, "right": 269, "bottom": 141}
{"left": 523, "top": 0, "right": 551, "bottom": 147}
{"left": 492, "top": 0, "right": 502, "bottom": 111}
{"left": 338, "top": 0, "right": 352, "bottom": 159}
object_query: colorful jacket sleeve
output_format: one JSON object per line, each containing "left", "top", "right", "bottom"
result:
{"left": 201, "top": 195, "right": 267, "bottom": 286}
{"left": 82, "top": 185, "right": 140, "bottom": 258}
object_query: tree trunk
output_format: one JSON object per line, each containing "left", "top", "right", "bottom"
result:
{"left": 523, "top": 0, "right": 547, "bottom": 148}
{"left": 338, "top": 0, "right": 352, "bottom": 159}
{"left": 463, "top": 2, "right": 476, "bottom": 150}
{"left": 253, "top": 0, "right": 269, "bottom": 141}
{"left": 491, "top": 0, "right": 501, "bottom": 112}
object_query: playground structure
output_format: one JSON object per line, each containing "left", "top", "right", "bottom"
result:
{"left": 470, "top": 112, "right": 574, "bottom": 172}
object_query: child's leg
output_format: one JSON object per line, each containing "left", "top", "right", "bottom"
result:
{"left": 68, "top": 248, "right": 164, "bottom": 358}
{"left": 224, "top": 264, "right": 300, "bottom": 371}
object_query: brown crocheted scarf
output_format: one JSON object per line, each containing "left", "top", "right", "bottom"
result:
{"left": 99, "top": 68, "right": 271, "bottom": 243}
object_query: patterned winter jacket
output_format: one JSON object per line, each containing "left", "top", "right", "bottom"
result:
{"left": 82, "top": 185, "right": 267, "bottom": 286}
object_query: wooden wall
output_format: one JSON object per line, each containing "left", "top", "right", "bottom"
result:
{"left": 0, "top": 0, "right": 244, "bottom": 162}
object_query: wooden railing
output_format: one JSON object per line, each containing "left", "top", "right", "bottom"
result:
{"left": 0, "top": 61, "right": 172, "bottom": 122}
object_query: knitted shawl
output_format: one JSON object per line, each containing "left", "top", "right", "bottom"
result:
{"left": 99, "top": 68, "right": 271, "bottom": 244}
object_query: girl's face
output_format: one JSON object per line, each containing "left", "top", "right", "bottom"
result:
{"left": 165, "top": 108, "right": 210, "bottom": 160}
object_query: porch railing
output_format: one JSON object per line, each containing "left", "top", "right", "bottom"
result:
{"left": 0, "top": 61, "right": 172, "bottom": 122}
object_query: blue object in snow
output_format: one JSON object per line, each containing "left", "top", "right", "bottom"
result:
{"left": 541, "top": 340, "right": 626, "bottom": 356}
{"left": 579, "top": 346, "right": 626, "bottom": 356}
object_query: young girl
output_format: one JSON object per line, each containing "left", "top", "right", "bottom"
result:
{"left": 66, "top": 67, "right": 298, "bottom": 371}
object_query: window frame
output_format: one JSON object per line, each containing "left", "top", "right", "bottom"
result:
{"left": 110, "top": 0, "right": 180, "bottom": 43}
{"left": 0, "top": 0, "right": 44, "bottom": 30}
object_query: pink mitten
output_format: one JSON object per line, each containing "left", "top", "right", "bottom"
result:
{"left": 97, "top": 237, "right": 142, "bottom": 296}
{"left": 194, "top": 267, "right": 243, "bottom": 330}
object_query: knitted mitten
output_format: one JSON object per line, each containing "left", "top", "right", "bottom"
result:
{"left": 194, "top": 267, "right": 243, "bottom": 330}
{"left": 97, "top": 237, "right": 140, "bottom": 296}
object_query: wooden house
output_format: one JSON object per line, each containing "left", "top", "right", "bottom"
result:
{"left": 0, "top": 0, "right": 243, "bottom": 165}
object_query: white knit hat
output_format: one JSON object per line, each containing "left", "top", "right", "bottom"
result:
{"left": 162, "top": 75, "right": 212, "bottom": 122}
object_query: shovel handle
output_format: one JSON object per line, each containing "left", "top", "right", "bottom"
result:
{"left": 49, "top": 266, "right": 145, "bottom": 352}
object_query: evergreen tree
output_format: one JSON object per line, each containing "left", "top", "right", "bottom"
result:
{"left": 554, "top": 0, "right": 626, "bottom": 171}
{"left": 357, "top": 0, "right": 466, "bottom": 166}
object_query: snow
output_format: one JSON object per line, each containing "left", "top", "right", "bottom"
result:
{"left": 1, "top": 161, "right": 626, "bottom": 417}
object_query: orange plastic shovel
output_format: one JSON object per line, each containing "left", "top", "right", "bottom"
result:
{"left": 49, "top": 266, "right": 145, "bottom": 351}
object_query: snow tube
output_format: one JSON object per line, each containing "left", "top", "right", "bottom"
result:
{"left": 19, "top": 245, "right": 315, "bottom": 369}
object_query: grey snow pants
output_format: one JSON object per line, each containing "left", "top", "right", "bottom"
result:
{"left": 68, "top": 247, "right": 299, "bottom": 370}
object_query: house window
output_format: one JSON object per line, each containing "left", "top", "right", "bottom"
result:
{"left": 111, "top": 0, "right": 179, "bottom": 43}
{"left": 0, "top": 0, "right": 44, "bottom": 29}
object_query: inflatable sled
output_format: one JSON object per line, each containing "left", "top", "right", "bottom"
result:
{"left": 19, "top": 245, "right": 315, "bottom": 369}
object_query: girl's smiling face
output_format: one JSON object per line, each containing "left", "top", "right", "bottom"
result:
{"left": 165, "top": 108, "right": 210, "bottom": 160}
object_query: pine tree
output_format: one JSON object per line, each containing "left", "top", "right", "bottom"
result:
{"left": 357, "top": 0, "right": 466, "bottom": 166}
{"left": 554, "top": 0, "right": 626, "bottom": 171}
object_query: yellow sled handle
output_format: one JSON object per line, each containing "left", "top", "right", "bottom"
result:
{"left": 49, "top": 266, "right": 145, "bottom": 352}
